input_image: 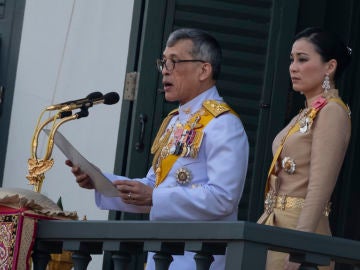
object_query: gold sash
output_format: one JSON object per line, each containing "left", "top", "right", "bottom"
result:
{"left": 151, "top": 100, "right": 235, "bottom": 187}
{"left": 155, "top": 112, "right": 213, "bottom": 186}
{"left": 264, "top": 97, "right": 350, "bottom": 195}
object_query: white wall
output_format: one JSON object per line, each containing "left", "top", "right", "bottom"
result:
{"left": 3, "top": 0, "right": 134, "bottom": 268}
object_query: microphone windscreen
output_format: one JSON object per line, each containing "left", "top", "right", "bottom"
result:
{"left": 86, "top": 91, "right": 103, "bottom": 100}
{"left": 103, "top": 92, "right": 120, "bottom": 105}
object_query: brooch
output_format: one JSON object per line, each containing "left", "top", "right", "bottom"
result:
{"left": 299, "top": 116, "right": 315, "bottom": 133}
{"left": 299, "top": 117, "right": 309, "bottom": 133}
{"left": 281, "top": 157, "right": 296, "bottom": 174}
{"left": 175, "top": 167, "right": 192, "bottom": 185}
{"left": 298, "top": 108, "right": 314, "bottom": 134}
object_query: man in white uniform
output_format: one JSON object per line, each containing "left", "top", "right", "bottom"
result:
{"left": 66, "top": 28, "right": 249, "bottom": 270}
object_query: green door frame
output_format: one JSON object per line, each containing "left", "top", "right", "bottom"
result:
{"left": 114, "top": 0, "right": 168, "bottom": 180}
{"left": 105, "top": 1, "right": 169, "bottom": 268}
{"left": 0, "top": 0, "right": 26, "bottom": 184}
{"left": 248, "top": 0, "right": 300, "bottom": 221}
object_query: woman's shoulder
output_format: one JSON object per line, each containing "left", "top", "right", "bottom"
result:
{"left": 318, "top": 89, "right": 350, "bottom": 118}
{"left": 322, "top": 98, "right": 350, "bottom": 119}
{"left": 316, "top": 94, "right": 351, "bottom": 134}
{"left": 314, "top": 92, "right": 351, "bottom": 143}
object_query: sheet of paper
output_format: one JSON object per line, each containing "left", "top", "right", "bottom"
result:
{"left": 43, "top": 129, "right": 119, "bottom": 197}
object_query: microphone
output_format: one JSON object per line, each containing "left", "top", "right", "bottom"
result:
{"left": 46, "top": 92, "right": 103, "bottom": 111}
{"left": 60, "top": 92, "right": 120, "bottom": 111}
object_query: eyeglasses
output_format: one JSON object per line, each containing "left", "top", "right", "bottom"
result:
{"left": 156, "top": 58, "right": 205, "bottom": 72}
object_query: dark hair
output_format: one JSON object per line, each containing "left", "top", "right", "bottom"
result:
{"left": 294, "top": 27, "right": 352, "bottom": 81}
{"left": 166, "top": 28, "right": 222, "bottom": 80}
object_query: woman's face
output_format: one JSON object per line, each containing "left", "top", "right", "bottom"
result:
{"left": 289, "top": 39, "right": 333, "bottom": 98}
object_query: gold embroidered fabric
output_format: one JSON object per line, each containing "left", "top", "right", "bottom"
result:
{"left": 264, "top": 192, "right": 331, "bottom": 216}
{"left": 0, "top": 209, "right": 37, "bottom": 270}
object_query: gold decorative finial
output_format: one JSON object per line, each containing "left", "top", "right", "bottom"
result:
{"left": 27, "top": 108, "right": 78, "bottom": 192}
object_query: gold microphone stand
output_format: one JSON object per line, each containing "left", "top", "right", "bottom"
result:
{"left": 25, "top": 105, "right": 86, "bottom": 270}
{"left": 26, "top": 107, "right": 86, "bottom": 192}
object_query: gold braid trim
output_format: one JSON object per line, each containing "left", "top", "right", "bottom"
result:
{"left": 150, "top": 109, "right": 178, "bottom": 154}
{"left": 202, "top": 100, "right": 231, "bottom": 117}
{"left": 151, "top": 109, "right": 179, "bottom": 171}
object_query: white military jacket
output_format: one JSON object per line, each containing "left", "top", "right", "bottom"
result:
{"left": 95, "top": 86, "right": 249, "bottom": 270}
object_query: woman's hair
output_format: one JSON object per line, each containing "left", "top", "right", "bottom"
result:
{"left": 294, "top": 27, "right": 352, "bottom": 81}
{"left": 166, "top": 28, "right": 222, "bottom": 80}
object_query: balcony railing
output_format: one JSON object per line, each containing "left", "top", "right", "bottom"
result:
{"left": 33, "top": 220, "right": 360, "bottom": 270}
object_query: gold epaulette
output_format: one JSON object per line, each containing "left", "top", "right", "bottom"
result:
{"left": 202, "top": 100, "right": 231, "bottom": 117}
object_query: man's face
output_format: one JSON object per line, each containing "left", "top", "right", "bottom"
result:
{"left": 161, "top": 39, "right": 205, "bottom": 105}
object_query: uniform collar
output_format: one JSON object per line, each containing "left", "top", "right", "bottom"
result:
{"left": 177, "top": 86, "right": 222, "bottom": 122}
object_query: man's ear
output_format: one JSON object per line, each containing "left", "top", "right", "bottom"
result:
{"left": 199, "top": 63, "right": 213, "bottom": 81}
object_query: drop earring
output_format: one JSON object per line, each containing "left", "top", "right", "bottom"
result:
{"left": 322, "top": 74, "right": 330, "bottom": 93}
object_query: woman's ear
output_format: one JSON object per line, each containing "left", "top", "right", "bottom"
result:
{"left": 327, "top": 59, "right": 337, "bottom": 77}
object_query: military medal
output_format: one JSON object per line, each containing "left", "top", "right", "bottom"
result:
{"left": 169, "top": 144, "right": 176, "bottom": 154}
{"left": 174, "top": 126, "right": 184, "bottom": 141}
{"left": 174, "top": 142, "right": 183, "bottom": 155}
{"left": 175, "top": 167, "right": 192, "bottom": 185}
{"left": 282, "top": 156, "right": 296, "bottom": 174}
{"left": 160, "top": 146, "right": 170, "bottom": 158}
{"left": 186, "top": 129, "right": 196, "bottom": 145}
{"left": 190, "top": 131, "right": 203, "bottom": 158}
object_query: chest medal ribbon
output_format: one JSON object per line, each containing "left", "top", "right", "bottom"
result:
{"left": 151, "top": 100, "right": 233, "bottom": 187}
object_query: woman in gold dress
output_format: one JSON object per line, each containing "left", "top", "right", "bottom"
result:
{"left": 258, "top": 27, "right": 352, "bottom": 270}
